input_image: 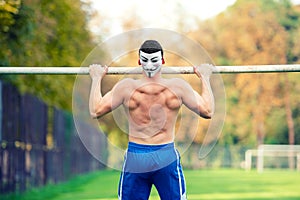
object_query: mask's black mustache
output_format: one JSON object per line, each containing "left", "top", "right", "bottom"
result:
{"left": 143, "top": 67, "right": 157, "bottom": 72}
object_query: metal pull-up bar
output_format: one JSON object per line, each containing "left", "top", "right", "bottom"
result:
{"left": 0, "top": 64, "right": 300, "bottom": 74}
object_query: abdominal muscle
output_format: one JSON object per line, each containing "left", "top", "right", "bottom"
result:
{"left": 124, "top": 80, "right": 181, "bottom": 145}
{"left": 128, "top": 111, "right": 177, "bottom": 144}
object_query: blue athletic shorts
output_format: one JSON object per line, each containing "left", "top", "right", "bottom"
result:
{"left": 118, "top": 142, "right": 187, "bottom": 200}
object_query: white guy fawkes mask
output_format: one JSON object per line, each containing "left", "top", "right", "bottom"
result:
{"left": 139, "top": 51, "right": 163, "bottom": 78}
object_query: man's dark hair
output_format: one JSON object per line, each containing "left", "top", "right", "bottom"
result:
{"left": 139, "top": 40, "right": 163, "bottom": 57}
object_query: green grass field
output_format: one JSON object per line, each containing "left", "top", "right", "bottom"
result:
{"left": 2, "top": 169, "right": 300, "bottom": 200}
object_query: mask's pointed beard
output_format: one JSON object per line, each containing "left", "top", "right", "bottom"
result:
{"left": 148, "top": 72, "right": 151, "bottom": 77}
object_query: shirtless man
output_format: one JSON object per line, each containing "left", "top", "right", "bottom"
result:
{"left": 89, "top": 40, "right": 214, "bottom": 200}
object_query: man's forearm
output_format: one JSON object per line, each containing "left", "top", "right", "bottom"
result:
{"left": 89, "top": 77, "right": 102, "bottom": 118}
{"left": 201, "top": 76, "right": 215, "bottom": 115}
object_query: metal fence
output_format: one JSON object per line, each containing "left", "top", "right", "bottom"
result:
{"left": 0, "top": 81, "right": 107, "bottom": 194}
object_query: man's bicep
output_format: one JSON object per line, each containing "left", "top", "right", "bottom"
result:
{"left": 110, "top": 78, "right": 134, "bottom": 108}
{"left": 179, "top": 82, "right": 205, "bottom": 114}
{"left": 95, "top": 84, "right": 125, "bottom": 117}
{"left": 176, "top": 81, "right": 195, "bottom": 107}
{"left": 110, "top": 84, "right": 126, "bottom": 109}
{"left": 94, "top": 91, "right": 114, "bottom": 117}
{"left": 182, "top": 89, "right": 199, "bottom": 109}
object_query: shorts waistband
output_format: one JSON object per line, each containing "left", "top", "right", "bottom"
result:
{"left": 128, "top": 142, "right": 175, "bottom": 152}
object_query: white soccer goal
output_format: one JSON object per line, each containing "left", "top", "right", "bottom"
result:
{"left": 245, "top": 145, "right": 300, "bottom": 172}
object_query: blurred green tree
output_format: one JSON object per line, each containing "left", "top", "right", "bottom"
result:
{"left": 0, "top": 0, "right": 95, "bottom": 110}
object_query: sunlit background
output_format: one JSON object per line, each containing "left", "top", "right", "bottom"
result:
{"left": 87, "top": 0, "right": 300, "bottom": 38}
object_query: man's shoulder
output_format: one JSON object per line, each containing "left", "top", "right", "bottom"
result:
{"left": 162, "top": 78, "right": 191, "bottom": 96}
{"left": 118, "top": 78, "right": 138, "bottom": 85}
{"left": 165, "top": 77, "right": 188, "bottom": 87}
{"left": 115, "top": 78, "right": 138, "bottom": 90}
